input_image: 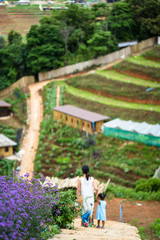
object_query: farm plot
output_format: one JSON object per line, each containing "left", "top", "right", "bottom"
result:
{"left": 142, "top": 45, "right": 160, "bottom": 62}
{"left": 64, "top": 84, "right": 160, "bottom": 113}
{"left": 63, "top": 92, "right": 160, "bottom": 124}
{"left": 96, "top": 70, "right": 160, "bottom": 88}
{"left": 0, "top": 5, "right": 50, "bottom": 36}
{"left": 112, "top": 60, "right": 160, "bottom": 82}
{"left": 67, "top": 74, "right": 160, "bottom": 104}
{"left": 34, "top": 81, "right": 160, "bottom": 188}
{"left": 126, "top": 55, "right": 160, "bottom": 68}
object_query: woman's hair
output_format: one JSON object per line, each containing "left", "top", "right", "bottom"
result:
{"left": 82, "top": 165, "right": 90, "bottom": 181}
{"left": 98, "top": 193, "right": 106, "bottom": 200}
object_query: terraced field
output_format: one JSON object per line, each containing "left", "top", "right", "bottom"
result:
{"left": 65, "top": 49, "right": 160, "bottom": 118}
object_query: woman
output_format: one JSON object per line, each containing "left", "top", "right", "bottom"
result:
{"left": 76, "top": 165, "right": 98, "bottom": 227}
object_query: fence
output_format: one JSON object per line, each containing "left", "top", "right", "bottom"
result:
{"left": 0, "top": 76, "right": 35, "bottom": 99}
{"left": 39, "top": 37, "right": 156, "bottom": 82}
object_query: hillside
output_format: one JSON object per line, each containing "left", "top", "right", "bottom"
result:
{"left": 1, "top": 45, "right": 160, "bottom": 240}
{"left": 32, "top": 47, "right": 160, "bottom": 187}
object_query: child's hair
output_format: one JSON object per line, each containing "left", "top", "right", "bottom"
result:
{"left": 98, "top": 193, "right": 106, "bottom": 200}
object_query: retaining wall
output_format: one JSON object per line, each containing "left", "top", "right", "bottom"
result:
{"left": 39, "top": 37, "right": 156, "bottom": 82}
{"left": 0, "top": 76, "right": 35, "bottom": 99}
{"left": 131, "top": 37, "right": 155, "bottom": 53}
{"left": 39, "top": 47, "right": 131, "bottom": 81}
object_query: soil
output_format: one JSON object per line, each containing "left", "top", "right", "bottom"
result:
{"left": 95, "top": 198, "right": 160, "bottom": 240}
{"left": 0, "top": 6, "right": 43, "bottom": 35}
{"left": 51, "top": 198, "right": 160, "bottom": 240}
{"left": 78, "top": 87, "right": 160, "bottom": 105}
{"left": 94, "top": 198, "right": 160, "bottom": 228}
{"left": 144, "top": 56, "right": 160, "bottom": 62}
{"left": 52, "top": 217, "right": 141, "bottom": 240}
{"left": 110, "top": 68, "right": 160, "bottom": 83}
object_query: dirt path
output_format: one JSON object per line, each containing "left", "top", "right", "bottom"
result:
{"left": 56, "top": 85, "right": 61, "bottom": 107}
{"left": 51, "top": 198, "right": 160, "bottom": 240}
{"left": 51, "top": 218, "right": 141, "bottom": 240}
{"left": 19, "top": 81, "right": 50, "bottom": 178}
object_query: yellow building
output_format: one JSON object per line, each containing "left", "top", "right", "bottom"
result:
{"left": 53, "top": 105, "right": 110, "bottom": 134}
{"left": 0, "top": 134, "right": 17, "bottom": 158}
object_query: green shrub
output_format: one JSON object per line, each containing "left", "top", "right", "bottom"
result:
{"left": 56, "top": 156, "right": 71, "bottom": 165}
{"left": 150, "top": 218, "right": 160, "bottom": 238}
{"left": 45, "top": 159, "right": 51, "bottom": 164}
{"left": 135, "top": 178, "right": 160, "bottom": 192}
{"left": 76, "top": 168, "right": 82, "bottom": 176}
{"left": 52, "top": 190, "right": 80, "bottom": 228}
{"left": 0, "top": 158, "right": 15, "bottom": 176}
{"left": 107, "top": 183, "right": 160, "bottom": 201}
{"left": 72, "top": 138, "right": 86, "bottom": 149}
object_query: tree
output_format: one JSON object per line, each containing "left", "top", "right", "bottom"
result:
{"left": 125, "top": 0, "right": 160, "bottom": 39}
{"left": 91, "top": 3, "right": 109, "bottom": 19}
{"left": 8, "top": 30, "right": 22, "bottom": 45}
{"left": 109, "top": 1, "right": 135, "bottom": 41}
{"left": 0, "top": 36, "right": 6, "bottom": 49}
{"left": 87, "top": 30, "right": 117, "bottom": 57}
{"left": 26, "top": 24, "right": 64, "bottom": 74}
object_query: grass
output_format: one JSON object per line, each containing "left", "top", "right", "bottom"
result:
{"left": 67, "top": 73, "right": 160, "bottom": 101}
{"left": 7, "top": 4, "right": 43, "bottom": 14}
{"left": 113, "top": 60, "right": 160, "bottom": 81}
{"left": 64, "top": 83, "right": 160, "bottom": 113}
{"left": 142, "top": 45, "right": 160, "bottom": 60}
{"left": 127, "top": 55, "right": 160, "bottom": 68}
{"left": 96, "top": 69, "right": 160, "bottom": 88}
{"left": 63, "top": 92, "right": 160, "bottom": 124}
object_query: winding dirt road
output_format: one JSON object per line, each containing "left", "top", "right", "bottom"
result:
{"left": 20, "top": 81, "right": 49, "bottom": 178}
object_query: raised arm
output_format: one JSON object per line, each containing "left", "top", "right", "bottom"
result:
{"left": 92, "top": 178, "right": 98, "bottom": 201}
{"left": 76, "top": 178, "right": 81, "bottom": 199}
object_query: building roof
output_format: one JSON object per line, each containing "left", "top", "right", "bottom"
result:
{"left": 102, "top": 118, "right": 160, "bottom": 137}
{"left": 0, "top": 134, "right": 17, "bottom": 147}
{"left": 54, "top": 105, "right": 110, "bottom": 122}
{"left": 0, "top": 100, "right": 11, "bottom": 107}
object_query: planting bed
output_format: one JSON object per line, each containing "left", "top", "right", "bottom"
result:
{"left": 142, "top": 45, "right": 160, "bottom": 62}
{"left": 97, "top": 69, "right": 160, "bottom": 88}
{"left": 127, "top": 55, "right": 160, "bottom": 68}
{"left": 112, "top": 60, "right": 160, "bottom": 82}
{"left": 63, "top": 92, "right": 160, "bottom": 124}
{"left": 0, "top": 6, "right": 50, "bottom": 35}
{"left": 67, "top": 74, "right": 160, "bottom": 104}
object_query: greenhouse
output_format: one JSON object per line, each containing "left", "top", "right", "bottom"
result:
{"left": 102, "top": 118, "right": 160, "bottom": 147}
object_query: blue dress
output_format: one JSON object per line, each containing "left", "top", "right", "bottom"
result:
{"left": 96, "top": 200, "right": 106, "bottom": 221}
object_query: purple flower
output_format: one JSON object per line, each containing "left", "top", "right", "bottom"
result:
{"left": 0, "top": 174, "right": 60, "bottom": 239}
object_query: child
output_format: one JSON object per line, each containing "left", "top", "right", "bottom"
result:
{"left": 96, "top": 193, "right": 106, "bottom": 229}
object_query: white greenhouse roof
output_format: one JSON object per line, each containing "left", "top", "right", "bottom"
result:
{"left": 102, "top": 118, "right": 160, "bottom": 137}
{"left": 0, "top": 134, "right": 17, "bottom": 147}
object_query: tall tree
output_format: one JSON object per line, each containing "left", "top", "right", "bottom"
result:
{"left": 26, "top": 24, "right": 64, "bottom": 74}
{"left": 125, "top": 0, "right": 160, "bottom": 39}
{"left": 109, "top": 1, "right": 135, "bottom": 41}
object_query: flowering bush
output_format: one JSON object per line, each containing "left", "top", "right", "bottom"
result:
{"left": 0, "top": 173, "right": 60, "bottom": 240}
{"left": 52, "top": 189, "right": 80, "bottom": 228}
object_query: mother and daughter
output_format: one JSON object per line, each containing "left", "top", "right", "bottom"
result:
{"left": 76, "top": 165, "right": 107, "bottom": 228}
